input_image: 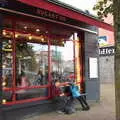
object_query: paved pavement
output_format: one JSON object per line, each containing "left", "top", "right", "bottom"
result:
{"left": 23, "top": 84, "right": 116, "bottom": 120}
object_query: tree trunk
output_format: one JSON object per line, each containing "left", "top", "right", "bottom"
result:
{"left": 114, "top": 0, "right": 120, "bottom": 120}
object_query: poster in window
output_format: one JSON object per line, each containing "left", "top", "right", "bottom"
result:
{"left": 89, "top": 58, "right": 98, "bottom": 78}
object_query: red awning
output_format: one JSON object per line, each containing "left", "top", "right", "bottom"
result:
{"left": 18, "top": 0, "right": 113, "bottom": 32}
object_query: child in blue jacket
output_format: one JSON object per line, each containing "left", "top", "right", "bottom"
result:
{"left": 69, "top": 83, "right": 90, "bottom": 111}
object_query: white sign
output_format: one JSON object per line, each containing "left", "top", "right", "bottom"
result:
{"left": 89, "top": 58, "right": 98, "bottom": 78}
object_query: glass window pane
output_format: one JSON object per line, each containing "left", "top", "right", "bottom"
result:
{"left": 2, "top": 91, "right": 13, "bottom": 102}
{"left": 16, "top": 42, "right": 48, "bottom": 87}
{"left": 2, "top": 39, "right": 13, "bottom": 88}
{"left": 16, "top": 88, "right": 48, "bottom": 100}
{"left": 51, "top": 40, "right": 74, "bottom": 83}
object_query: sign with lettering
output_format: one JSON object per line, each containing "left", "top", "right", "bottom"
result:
{"left": 99, "top": 46, "right": 115, "bottom": 56}
{"left": 1, "top": 0, "right": 97, "bottom": 32}
{"left": 36, "top": 9, "right": 66, "bottom": 22}
{"left": 2, "top": 0, "right": 67, "bottom": 22}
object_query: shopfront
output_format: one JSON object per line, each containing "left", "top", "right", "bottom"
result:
{"left": 0, "top": 0, "right": 113, "bottom": 119}
{"left": 1, "top": 15, "right": 85, "bottom": 105}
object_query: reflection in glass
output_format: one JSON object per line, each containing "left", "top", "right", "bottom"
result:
{"left": 51, "top": 40, "right": 74, "bottom": 83}
{"left": 2, "top": 39, "right": 13, "bottom": 103}
{"left": 16, "top": 88, "right": 48, "bottom": 100}
{"left": 2, "top": 39, "right": 13, "bottom": 88}
{"left": 2, "top": 91, "right": 13, "bottom": 103}
{"left": 16, "top": 42, "right": 48, "bottom": 87}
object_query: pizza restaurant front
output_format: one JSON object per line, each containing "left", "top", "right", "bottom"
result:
{"left": 0, "top": 0, "right": 113, "bottom": 119}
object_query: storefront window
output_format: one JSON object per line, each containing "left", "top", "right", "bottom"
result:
{"left": 51, "top": 40, "right": 74, "bottom": 83}
{"left": 16, "top": 88, "right": 48, "bottom": 100}
{"left": 16, "top": 42, "right": 48, "bottom": 86}
{"left": 2, "top": 39, "right": 13, "bottom": 88}
{"left": 2, "top": 39, "right": 13, "bottom": 102}
{"left": 1, "top": 16, "right": 83, "bottom": 104}
{"left": 16, "top": 42, "right": 48, "bottom": 100}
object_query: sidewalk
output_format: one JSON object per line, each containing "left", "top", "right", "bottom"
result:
{"left": 23, "top": 84, "right": 116, "bottom": 120}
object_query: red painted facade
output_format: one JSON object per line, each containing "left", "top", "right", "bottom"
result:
{"left": 18, "top": 0, "right": 113, "bottom": 32}
{"left": 1, "top": 0, "right": 113, "bottom": 106}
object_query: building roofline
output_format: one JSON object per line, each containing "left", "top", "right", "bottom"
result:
{"left": 18, "top": 0, "right": 113, "bottom": 31}
{"left": 47, "top": 0, "right": 98, "bottom": 20}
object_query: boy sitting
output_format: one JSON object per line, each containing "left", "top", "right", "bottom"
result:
{"left": 69, "top": 82, "right": 90, "bottom": 111}
{"left": 54, "top": 80, "right": 67, "bottom": 113}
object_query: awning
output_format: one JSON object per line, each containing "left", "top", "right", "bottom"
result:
{"left": 18, "top": 0, "right": 113, "bottom": 32}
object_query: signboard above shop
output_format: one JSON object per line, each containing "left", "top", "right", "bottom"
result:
{"left": 99, "top": 46, "right": 115, "bottom": 56}
{"left": 0, "top": 0, "right": 98, "bottom": 33}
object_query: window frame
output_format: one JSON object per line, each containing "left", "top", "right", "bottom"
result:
{"left": 1, "top": 16, "right": 84, "bottom": 105}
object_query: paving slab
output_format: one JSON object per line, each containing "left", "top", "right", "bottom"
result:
{"left": 23, "top": 84, "right": 116, "bottom": 120}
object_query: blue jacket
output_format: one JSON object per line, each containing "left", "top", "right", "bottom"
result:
{"left": 70, "top": 84, "right": 81, "bottom": 98}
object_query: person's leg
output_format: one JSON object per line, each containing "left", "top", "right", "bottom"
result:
{"left": 81, "top": 96, "right": 90, "bottom": 109}
{"left": 64, "top": 96, "right": 76, "bottom": 114}
{"left": 77, "top": 97, "right": 86, "bottom": 109}
{"left": 65, "top": 96, "right": 74, "bottom": 109}
{"left": 56, "top": 96, "right": 66, "bottom": 112}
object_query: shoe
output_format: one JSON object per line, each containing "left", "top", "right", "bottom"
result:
{"left": 56, "top": 110, "right": 64, "bottom": 114}
{"left": 82, "top": 107, "right": 90, "bottom": 111}
{"left": 82, "top": 108, "right": 87, "bottom": 111}
{"left": 86, "top": 106, "right": 90, "bottom": 110}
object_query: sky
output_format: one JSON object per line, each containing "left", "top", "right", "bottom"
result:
{"left": 59, "top": 0, "right": 98, "bottom": 15}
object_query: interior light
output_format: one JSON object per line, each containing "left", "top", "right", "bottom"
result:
{"left": 2, "top": 30, "right": 6, "bottom": 36}
{"left": 2, "top": 99, "right": 7, "bottom": 104}
{"left": 36, "top": 29, "right": 40, "bottom": 32}
{"left": 8, "top": 45, "right": 11, "bottom": 48}
{"left": 28, "top": 35, "right": 32, "bottom": 40}
{"left": 2, "top": 82, "right": 6, "bottom": 87}
{"left": 2, "top": 65, "right": 6, "bottom": 68}
{"left": 41, "top": 38, "right": 44, "bottom": 42}
{"left": 24, "top": 26, "right": 27, "bottom": 29}
{"left": 15, "top": 34, "right": 18, "bottom": 38}
{"left": 19, "top": 55, "right": 22, "bottom": 58}
{"left": 46, "top": 31, "right": 48, "bottom": 33}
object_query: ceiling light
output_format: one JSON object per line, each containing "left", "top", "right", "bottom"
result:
{"left": 28, "top": 35, "right": 32, "bottom": 40}
{"left": 2, "top": 30, "right": 6, "bottom": 36}
{"left": 2, "top": 65, "right": 6, "bottom": 68}
{"left": 41, "top": 38, "right": 44, "bottom": 42}
{"left": 36, "top": 29, "right": 40, "bottom": 32}
{"left": 2, "top": 82, "right": 6, "bottom": 87}
{"left": 15, "top": 34, "right": 18, "bottom": 38}
{"left": 2, "top": 99, "right": 7, "bottom": 104}
{"left": 24, "top": 26, "right": 27, "bottom": 29}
